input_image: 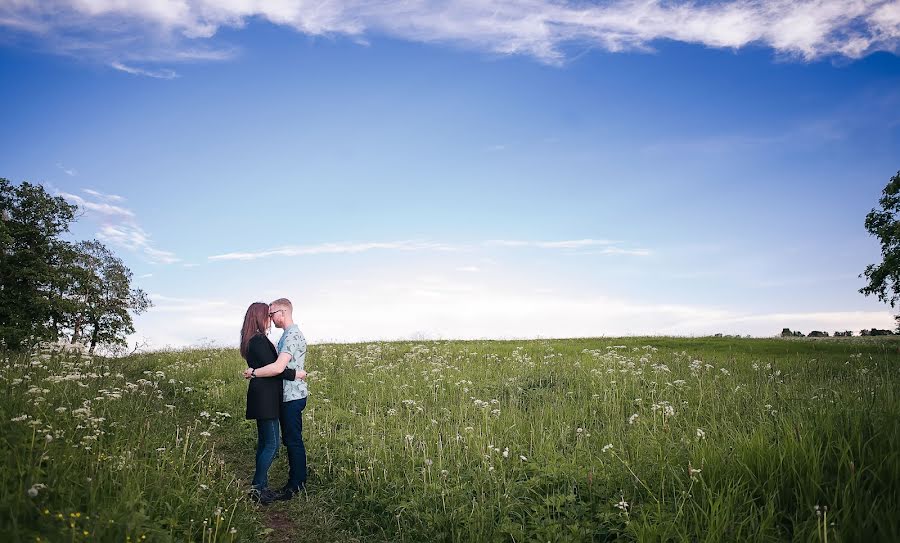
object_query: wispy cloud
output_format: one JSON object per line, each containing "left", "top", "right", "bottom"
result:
{"left": 209, "top": 240, "right": 455, "bottom": 261}
{"left": 110, "top": 61, "right": 178, "bottom": 79}
{"left": 486, "top": 239, "right": 619, "bottom": 249}
{"left": 485, "top": 239, "right": 650, "bottom": 255}
{"left": 210, "top": 238, "right": 650, "bottom": 261}
{"left": 82, "top": 188, "right": 124, "bottom": 203}
{"left": 56, "top": 163, "right": 77, "bottom": 176}
{"left": 1, "top": 1, "right": 896, "bottom": 71}
{"left": 58, "top": 189, "right": 179, "bottom": 265}
{"left": 58, "top": 191, "right": 134, "bottom": 219}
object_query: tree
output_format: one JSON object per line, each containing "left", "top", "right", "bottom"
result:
{"left": 65, "top": 240, "right": 152, "bottom": 353}
{"left": 0, "top": 179, "right": 77, "bottom": 350}
{"left": 860, "top": 171, "right": 900, "bottom": 326}
{"left": 1, "top": 178, "right": 152, "bottom": 353}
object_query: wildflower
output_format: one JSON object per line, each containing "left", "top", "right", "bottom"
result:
{"left": 156, "top": 448, "right": 166, "bottom": 452}
{"left": 696, "top": 428, "right": 706, "bottom": 440}
{"left": 164, "top": 405, "right": 175, "bottom": 410}
{"left": 45, "top": 434, "right": 53, "bottom": 443}
{"left": 199, "top": 431, "right": 211, "bottom": 437}
{"left": 628, "top": 413, "right": 639, "bottom": 425}
{"left": 199, "top": 484, "right": 208, "bottom": 490}
{"left": 689, "top": 465, "right": 702, "bottom": 479}
{"left": 520, "top": 455, "right": 528, "bottom": 462}
{"left": 503, "top": 447, "right": 509, "bottom": 458}
{"left": 386, "top": 408, "right": 397, "bottom": 416}
{"left": 229, "top": 528, "right": 237, "bottom": 534}
{"left": 424, "top": 459, "right": 433, "bottom": 467}
{"left": 615, "top": 499, "right": 629, "bottom": 512}
{"left": 602, "top": 444, "right": 614, "bottom": 453}
{"left": 27, "top": 484, "right": 46, "bottom": 498}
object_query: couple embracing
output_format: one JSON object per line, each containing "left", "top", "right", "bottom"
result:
{"left": 239, "top": 298, "right": 308, "bottom": 505}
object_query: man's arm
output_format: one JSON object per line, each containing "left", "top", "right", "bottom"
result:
{"left": 249, "top": 353, "right": 291, "bottom": 377}
{"left": 244, "top": 353, "right": 308, "bottom": 379}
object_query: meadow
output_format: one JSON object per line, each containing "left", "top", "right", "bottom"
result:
{"left": 2, "top": 337, "right": 898, "bottom": 542}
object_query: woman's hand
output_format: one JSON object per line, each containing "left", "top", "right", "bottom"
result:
{"left": 243, "top": 368, "right": 253, "bottom": 380}
{"left": 297, "top": 370, "right": 307, "bottom": 380}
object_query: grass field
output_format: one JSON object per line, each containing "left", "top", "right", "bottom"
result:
{"left": 2, "top": 337, "right": 899, "bottom": 542}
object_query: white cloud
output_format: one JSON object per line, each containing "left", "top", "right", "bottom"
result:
{"left": 56, "top": 163, "right": 77, "bottom": 176}
{"left": 58, "top": 189, "right": 179, "bottom": 265}
{"left": 208, "top": 240, "right": 456, "bottom": 261}
{"left": 58, "top": 191, "right": 134, "bottom": 219}
{"left": 209, "top": 238, "right": 651, "bottom": 261}
{"left": 1, "top": 0, "right": 897, "bottom": 71}
{"left": 485, "top": 238, "right": 649, "bottom": 254}
{"left": 110, "top": 61, "right": 178, "bottom": 79}
{"left": 83, "top": 188, "right": 124, "bottom": 202}
{"left": 456, "top": 266, "right": 480, "bottom": 272}
{"left": 486, "top": 239, "right": 618, "bottom": 249}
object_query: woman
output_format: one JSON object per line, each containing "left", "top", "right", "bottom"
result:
{"left": 240, "top": 302, "right": 298, "bottom": 504}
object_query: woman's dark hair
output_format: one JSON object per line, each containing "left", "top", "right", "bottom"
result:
{"left": 240, "top": 302, "right": 270, "bottom": 360}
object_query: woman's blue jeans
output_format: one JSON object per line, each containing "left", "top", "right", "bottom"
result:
{"left": 251, "top": 418, "right": 280, "bottom": 490}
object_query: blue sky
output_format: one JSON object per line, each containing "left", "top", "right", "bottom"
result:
{"left": 1, "top": 1, "right": 899, "bottom": 347}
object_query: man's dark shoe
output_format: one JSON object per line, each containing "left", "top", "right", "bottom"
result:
{"left": 274, "top": 485, "right": 304, "bottom": 501}
{"left": 249, "top": 488, "right": 278, "bottom": 505}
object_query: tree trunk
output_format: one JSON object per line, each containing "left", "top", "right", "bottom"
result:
{"left": 89, "top": 320, "right": 99, "bottom": 354}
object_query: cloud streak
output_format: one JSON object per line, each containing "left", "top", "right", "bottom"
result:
{"left": 1, "top": 0, "right": 897, "bottom": 73}
{"left": 209, "top": 238, "right": 650, "bottom": 261}
{"left": 58, "top": 189, "right": 180, "bottom": 265}
{"left": 209, "top": 240, "right": 456, "bottom": 261}
{"left": 110, "top": 61, "right": 178, "bottom": 79}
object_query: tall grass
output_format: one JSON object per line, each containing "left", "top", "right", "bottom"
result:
{"left": 3, "top": 337, "right": 899, "bottom": 542}
{"left": 0, "top": 346, "right": 262, "bottom": 542}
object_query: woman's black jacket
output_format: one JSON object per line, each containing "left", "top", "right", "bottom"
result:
{"left": 245, "top": 334, "right": 295, "bottom": 420}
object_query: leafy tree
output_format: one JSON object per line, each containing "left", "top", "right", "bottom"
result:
{"left": 1, "top": 178, "right": 151, "bottom": 352}
{"left": 0, "top": 179, "right": 77, "bottom": 350}
{"left": 65, "top": 240, "right": 152, "bottom": 353}
{"left": 860, "top": 171, "right": 900, "bottom": 328}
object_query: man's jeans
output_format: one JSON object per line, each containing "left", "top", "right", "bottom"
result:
{"left": 279, "top": 397, "right": 307, "bottom": 490}
{"left": 251, "top": 418, "right": 280, "bottom": 490}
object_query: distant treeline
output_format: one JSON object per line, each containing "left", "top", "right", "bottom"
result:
{"left": 780, "top": 328, "right": 896, "bottom": 338}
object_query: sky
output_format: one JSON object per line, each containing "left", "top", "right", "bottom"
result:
{"left": 1, "top": 0, "right": 899, "bottom": 348}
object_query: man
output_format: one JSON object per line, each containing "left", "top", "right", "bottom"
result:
{"left": 244, "top": 297, "right": 308, "bottom": 501}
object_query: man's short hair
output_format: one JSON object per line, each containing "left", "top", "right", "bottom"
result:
{"left": 270, "top": 298, "right": 293, "bottom": 312}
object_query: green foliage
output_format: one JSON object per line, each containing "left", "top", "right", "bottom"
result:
{"left": 64, "top": 240, "right": 152, "bottom": 353}
{"left": 0, "top": 346, "right": 262, "bottom": 542}
{"left": 860, "top": 171, "right": 900, "bottom": 314}
{"left": 0, "top": 178, "right": 150, "bottom": 352}
{"left": 0, "top": 179, "right": 77, "bottom": 350}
